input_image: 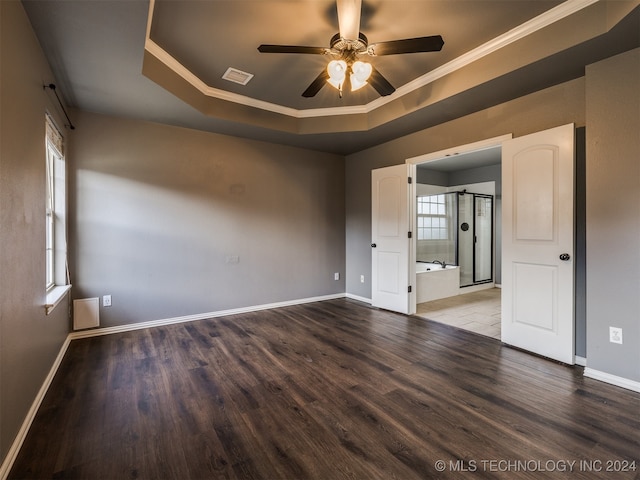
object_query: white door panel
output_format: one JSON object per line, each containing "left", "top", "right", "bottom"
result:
{"left": 514, "top": 147, "right": 557, "bottom": 241}
{"left": 502, "top": 123, "right": 575, "bottom": 364}
{"left": 513, "top": 262, "right": 556, "bottom": 330}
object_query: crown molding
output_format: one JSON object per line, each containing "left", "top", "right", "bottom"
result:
{"left": 370, "top": 0, "right": 600, "bottom": 111}
{"left": 145, "top": 0, "right": 599, "bottom": 119}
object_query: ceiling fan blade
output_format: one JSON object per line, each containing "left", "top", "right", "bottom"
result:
{"left": 369, "top": 66, "right": 395, "bottom": 96}
{"left": 336, "top": 0, "right": 362, "bottom": 41}
{"left": 302, "top": 69, "right": 330, "bottom": 97}
{"left": 258, "top": 45, "right": 328, "bottom": 55}
{"left": 369, "top": 35, "right": 444, "bottom": 56}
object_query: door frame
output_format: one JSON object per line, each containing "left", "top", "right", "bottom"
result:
{"left": 405, "top": 134, "right": 512, "bottom": 314}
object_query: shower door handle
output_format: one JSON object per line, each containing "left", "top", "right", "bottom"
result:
{"left": 559, "top": 253, "right": 571, "bottom": 261}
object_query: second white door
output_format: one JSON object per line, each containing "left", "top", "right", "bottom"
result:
{"left": 502, "top": 123, "right": 575, "bottom": 364}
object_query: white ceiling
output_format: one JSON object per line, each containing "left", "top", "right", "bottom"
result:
{"left": 22, "top": 0, "right": 640, "bottom": 154}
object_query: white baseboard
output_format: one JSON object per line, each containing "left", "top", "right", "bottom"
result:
{"left": 69, "top": 293, "right": 346, "bottom": 340}
{"left": 583, "top": 368, "right": 640, "bottom": 393}
{"left": 0, "top": 336, "right": 72, "bottom": 480}
{"left": 574, "top": 355, "right": 587, "bottom": 367}
{"left": 345, "top": 293, "right": 372, "bottom": 304}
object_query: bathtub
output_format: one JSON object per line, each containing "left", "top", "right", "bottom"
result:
{"left": 416, "top": 262, "right": 461, "bottom": 303}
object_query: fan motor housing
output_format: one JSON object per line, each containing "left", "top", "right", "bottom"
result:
{"left": 330, "top": 32, "right": 368, "bottom": 54}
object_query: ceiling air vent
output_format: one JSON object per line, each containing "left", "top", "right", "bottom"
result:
{"left": 222, "top": 67, "right": 254, "bottom": 86}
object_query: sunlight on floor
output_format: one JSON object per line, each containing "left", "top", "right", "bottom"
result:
{"left": 415, "top": 288, "right": 501, "bottom": 339}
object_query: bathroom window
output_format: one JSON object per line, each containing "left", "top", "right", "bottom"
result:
{"left": 417, "top": 194, "right": 449, "bottom": 240}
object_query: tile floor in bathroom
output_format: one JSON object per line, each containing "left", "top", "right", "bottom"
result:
{"left": 415, "top": 287, "right": 502, "bottom": 339}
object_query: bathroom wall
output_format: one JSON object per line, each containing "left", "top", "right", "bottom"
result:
{"left": 416, "top": 168, "right": 449, "bottom": 186}
{"left": 416, "top": 164, "right": 502, "bottom": 284}
{"left": 415, "top": 182, "right": 496, "bottom": 282}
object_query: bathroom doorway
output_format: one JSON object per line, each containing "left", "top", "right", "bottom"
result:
{"left": 408, "top": 136, "right": 508, "bottom": 339}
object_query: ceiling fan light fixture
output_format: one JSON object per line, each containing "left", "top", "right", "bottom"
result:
{"left": 327, "top": 59, "right": 347, "bottom": 90}
{"left": 350, "top": 60, "right": 372, "bottom": 91}
{"left": 258, "top": 0, "right": 442, "bottom": 98}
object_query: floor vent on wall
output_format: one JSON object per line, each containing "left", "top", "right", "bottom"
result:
{"left": 73, "top": 298, "right": 100, "bottom": 330}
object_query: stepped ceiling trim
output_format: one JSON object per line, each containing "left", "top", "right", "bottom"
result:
{"left": 144, "top": 0, "right": 599, "bottom": 120}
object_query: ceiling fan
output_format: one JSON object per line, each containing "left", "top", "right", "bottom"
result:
{"left": 257, "top": 0, "right": 444, "bottom": 98}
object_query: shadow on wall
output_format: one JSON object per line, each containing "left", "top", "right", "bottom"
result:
{"left": 69, "top": 111, "right": 346, "bottom": 327}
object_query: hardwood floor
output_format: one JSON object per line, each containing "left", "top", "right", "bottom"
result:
{"left": 10, "top": 299, "right": 640, "bottom": 479}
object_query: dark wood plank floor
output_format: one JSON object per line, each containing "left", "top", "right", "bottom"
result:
{"left": 10, "top": 299, "right": 640, "bottom": 479}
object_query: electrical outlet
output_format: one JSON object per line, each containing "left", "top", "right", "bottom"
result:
{"left": 334, "top": 272, "right": 340, "bottom": 280}
{"left": 609, "top": 327, "right": 623, "bottom": 344}
{"left": 360, "top": 275, "right": 365, "bottom": 283}
{"left": 103, "top": 295, "right": 112, "bottom": 307}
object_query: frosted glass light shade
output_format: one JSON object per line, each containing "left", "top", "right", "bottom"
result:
{"left": 350, "top": 60, "right": 372, "bottom": 91}
{"left": 327, "top": 60, "right": 347, "bottom": 89}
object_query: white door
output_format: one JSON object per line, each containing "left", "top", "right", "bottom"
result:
{"left": 502, "top": 123, "right": 575, "bottom": 364}
{"left": 372, "top": 164, "right": 411, "bottom": 314}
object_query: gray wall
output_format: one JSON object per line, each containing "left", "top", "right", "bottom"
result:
{"left": 416, "top": 168, "right": 449, "bottom": 186}
{"left": 575, "top": 127, "right": 587, "bottom": 359}
{"left": 0, "top": 1, "right": 70, "bottom": 463}
{"left": 68, "top": 111, "right": 345, "bottom": 327}
{"left": 586, "top": 48, "right": 640, "bottom": 382}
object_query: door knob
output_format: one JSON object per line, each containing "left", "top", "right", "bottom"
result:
{"left": 559, "top": 253, "right": 570, "bottom": 261}
{"left": 371, "top": 243, "right": 377, "bottom": 248}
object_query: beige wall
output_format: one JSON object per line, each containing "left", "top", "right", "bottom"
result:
{"left": 0, "top": 1, "right": 70, "bottom": 464}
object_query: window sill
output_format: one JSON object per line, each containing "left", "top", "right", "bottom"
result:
{"left": 45, "top": 285, "right": 72, "bottom": 315}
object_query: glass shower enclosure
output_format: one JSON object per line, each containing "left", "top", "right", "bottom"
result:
{"left": 457, "top": 193, "right": 493, "bottom": 287}
{"left": 416, "top": 191, "right": 494, "bottom": 287}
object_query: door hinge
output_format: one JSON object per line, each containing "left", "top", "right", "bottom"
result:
{"left": 408, "top": 231, "right": 412, "bottom": 239}
{"left": 408, "top": 286, "right": 412, "bottom": 293}
{"left": 408, "top": 177, "right": 413, "bottom": 184}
